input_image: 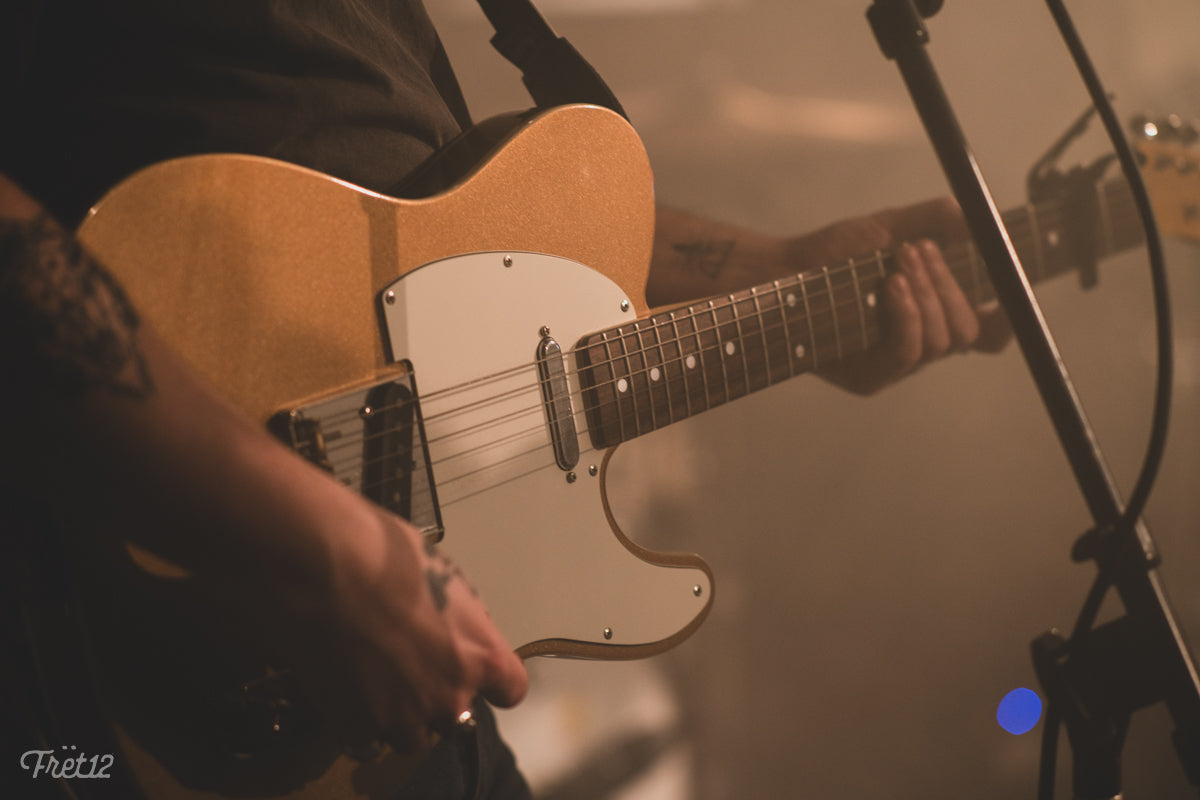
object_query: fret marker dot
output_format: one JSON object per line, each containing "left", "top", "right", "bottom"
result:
{"left": 725, "top": 342, "right": 736, "bottom": 356}
{"left": 795, "top": 344, "right": 806, "bottom": 359}
{"left": 1047, "top": 230, "right": 1060, "bottom": 247}
{"left": 617, "top": 378, "right": 629, "bottom": 393}
{"left": 650, "top": 367, "right": 661, "bottom": 382}
{"left": 786, "top": 293, "right": 797, "bottom": 308}
{"left": 866, "top": 292, "right": 877, "bottom": 308}
{"left": 686, "top": 355, "right": 697, "bottom": 369}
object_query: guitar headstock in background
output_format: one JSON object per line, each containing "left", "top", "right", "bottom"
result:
{"left": 1133, "top": 114, "right": 1200, "bottom": 244}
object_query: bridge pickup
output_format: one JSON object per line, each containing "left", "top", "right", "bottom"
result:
{"left": 537, "top": 332, "right": 579, "bottom": 471}
{"left": 268, "top": 372, "right": 444, "bottom": 542}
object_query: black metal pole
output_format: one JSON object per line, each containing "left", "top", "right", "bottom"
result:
{"left": 864, "top": 1, "right": 1200, "bottom": 795}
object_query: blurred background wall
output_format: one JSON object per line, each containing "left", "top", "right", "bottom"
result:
{"left": 428, "top": 1, "right": 1200, "bottom": 797}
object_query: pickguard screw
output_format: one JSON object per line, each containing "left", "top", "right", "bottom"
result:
{"left": 385, "top": 290, "right": 396, "bottom": 305}
{"left": 566, "top": 472, "right": 577, "bottom": 484}
{"left": 603, "top": 627, "right": 613, "bottom": 640}
{"left": 693, "top": 585, "right": 704, "bottom": 597}
{"left": 503, "top": 255, "right": 514, "bottom": 267}
{"left": 620, "top": 300, "right": 631, "bottom": 312}
{"left": 588, "top": 465, "right": 598, "bottom": 477}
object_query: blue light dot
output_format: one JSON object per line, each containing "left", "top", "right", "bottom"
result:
{"left": 997, "top": 688, "right": 1043, "bottom": 735}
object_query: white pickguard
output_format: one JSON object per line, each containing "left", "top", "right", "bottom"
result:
{"left": 381, "top": 252, "right": 712, "bottom": 653}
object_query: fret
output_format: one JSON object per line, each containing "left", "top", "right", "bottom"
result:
{"left": 691, "top": 301, "right": 726, "bottom": 408}
{"left": 797, "top": 273, "right": 820, "bottom": 370}
{"left": 599, "top": 330, "right": 626, "bottom": 445}
{"left": 1025, "top": 204, "right": 1045, "bottom": 283}
{"left": 742, "top": 289, "right": 773, "bottom": 391}
{"left": 650, "top": 313, "right": 677, "bottom": 426}
{"left": 755, "top": 285, "right": 789, "bottom": 385}
{"left": 748, "top": 289, "right": 777, "bottom": 386}
{"left": 633, "top": 321, "right": 658, "bottom": 432}
{"left": 873, "top": 251, "right": 889, "bottom": 306}
{"left": 669, "top": 311, "right": 694, "bottom": 421}
{"left": 721, "top": 297, "right": 749, "bottom": 399}
{"left": 704, "top": 300, "right": 731, "bottom": 405}
{"left": 772, "top": 279, "right": 798, "bottom": 379}
{"left": 728, "top": 294, "right": 753, "bottom": 397}
{"left": 751, "top": 290, "right": 770, "bottom": 385}
{"left": 821, "top": 266, "right": 844, "bottom": 360}
{"left": 619, "top": 325, "right": 644, "bottom": 438}
{"left": 848, "top": 259, "right": 869, "bottom": 351}
{"left": 688, "top": 305, "right": 712, "bottom": 412}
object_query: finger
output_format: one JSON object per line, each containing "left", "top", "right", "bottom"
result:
{"left": 820, "top": 272, "right": 918, "bottom": 395}
{"left": 974, "top": 304, "right": 1013, "bottom": 353}
{"left": 918, "top": 239, "right": 979, "bottom": 350}
{"left": 877, "top": 196, "right": 967, "bottom": 243}
{"left": 439, "top": 574, "right": 528, "bottom": 709}
{"left": 880, "top": 271, "right": 923, "bottom": 375}
{"left": 479, "top": 645, "right": 528, "bottom": 708}
{"left": 896, "top": 242, "right": 950, "bottom": 358}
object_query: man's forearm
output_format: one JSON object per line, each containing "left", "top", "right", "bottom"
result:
{"left": 647, "top": 205, "right": 791, "bottom": 308}
{"left": 0, "top": 173, "right": 376, "bottom": 590}
{"left": 0, "top": 177, "right": 152, "bottom": 400}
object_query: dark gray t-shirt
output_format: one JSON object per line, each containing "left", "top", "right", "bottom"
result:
{"left": 2, "top": 0, "right": 473, "bottom": 224}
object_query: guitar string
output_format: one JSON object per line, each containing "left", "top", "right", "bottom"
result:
{"left": 318, "top": 209, "right": 1069, "bottom": 446}
{"left": 329, "top": 222, "right": 1092, "bottom": 498}
{"left": 320, "top": 215, "right": 1038, "bottom": 438}
{"left": 344, "top": 244, "right": 1140, "bottom": 501}
{"left": 315, "top": 176, "right": 1137, "bottom": 436}
{"left": 316, "top": 180, "right": 1131, "bottom": 458}
{"left": 356, "top": 288, "right": 1145, "bottom": 502}
{"left": 500, "top": 176, "right": 1132, "bottom": 410}
{"left": 316, "top": 179, "right": 1131, "bottom": 434}
{"left": 332, "top": 273, "right": 891, "bottom": 462}
{"left": 321, "top": 198, "right": 1102, "bottom": 482}
{"left": 312, "top": 181, "right": 1138, "bottom": 498}
{"left": 350, "top": 177, "right": 1146, "bottom": 509}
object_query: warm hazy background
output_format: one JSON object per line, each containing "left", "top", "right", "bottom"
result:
{"left": 429, "top": 1, "right": 1200, "bottom": 797}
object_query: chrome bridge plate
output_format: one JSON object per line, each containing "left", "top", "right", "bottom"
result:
{"left": 268, "top": 372, "right": 443, "bottom": 541}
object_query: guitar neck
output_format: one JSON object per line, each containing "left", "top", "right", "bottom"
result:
{"left": 578, "top": 177, "right": 1142, "bottom": 449}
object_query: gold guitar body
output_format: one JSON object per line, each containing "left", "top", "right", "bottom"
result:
{"left": 73, "top": 104, "right": 713, "bottom": 799}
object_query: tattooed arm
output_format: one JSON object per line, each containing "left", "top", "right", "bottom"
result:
{"left": 647, "top": 202, "right": 1010, "bottom": 394}
{"left": 0, "top": 174, "right": 526, "bottom": 750}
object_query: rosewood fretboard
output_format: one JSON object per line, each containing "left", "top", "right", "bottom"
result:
{"left": 577, "top": 178, "right": 1144, "bottom": 449}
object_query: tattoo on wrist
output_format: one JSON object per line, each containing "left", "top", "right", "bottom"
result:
{"left": 424, "top": 541, "right": 474, "bottom": 611}
{"left": 672, "top": 238, "right": 735, "bottom": 279}
{"left": 0, "top": 213, "right": 152, "bottom": 399}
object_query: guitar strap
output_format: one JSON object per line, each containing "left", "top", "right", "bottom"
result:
{"left": 475, "top": 0, "right": 628, "bottom": 119}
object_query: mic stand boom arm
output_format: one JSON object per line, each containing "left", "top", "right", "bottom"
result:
{"left": 864, "top": 1, "right": 1200, "bottom": 796}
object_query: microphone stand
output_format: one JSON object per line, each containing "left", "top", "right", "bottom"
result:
{"left": 864, "top": 2, "right": 1200, "bottom": 796}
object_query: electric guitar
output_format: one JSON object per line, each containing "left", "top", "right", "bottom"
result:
{"left": 61, "top": 104, "right": 1197, "bottom": 798}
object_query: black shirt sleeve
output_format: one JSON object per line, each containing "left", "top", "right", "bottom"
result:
{"left": 3, "top": 0, "right": 473, "bottom": 224}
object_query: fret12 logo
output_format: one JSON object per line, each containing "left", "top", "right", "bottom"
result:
{"left": 20, "top": 746, "right": 114, "bottom": 780}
